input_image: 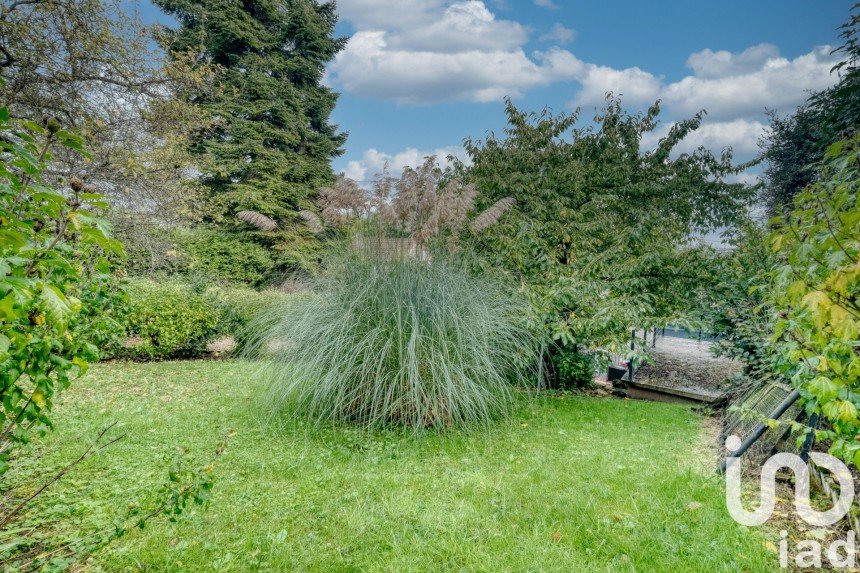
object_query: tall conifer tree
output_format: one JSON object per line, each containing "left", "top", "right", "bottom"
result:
{"left": 154, "top": 0, "right": 346, "bottom": 270}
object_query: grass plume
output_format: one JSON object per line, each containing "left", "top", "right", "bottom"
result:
{"left": 236, "top": 210, "right": 277, "bottom": 231}
{"left": 470, "top": 197, "right": 515, "bottom": 233}
{"left": 298, "top": 210, "right": 324, "bottom": 234}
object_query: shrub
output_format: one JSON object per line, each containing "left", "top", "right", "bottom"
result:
{"left": 177, "top": 229, "right": 275, "bottom": 287}
{"left": 115, "top": 280, "right": 221, "bottom": 360}
{"left": 251, "top": 253, "right": 540, "bottom": 430}
{"left": 211, "top": 285, "right": 295, "bottom": 351}
{"left": 548, "top": 347, "right": 596, "bottom": 389}
{"left": 111, "top": 279, "right": 295, "bottom": 360}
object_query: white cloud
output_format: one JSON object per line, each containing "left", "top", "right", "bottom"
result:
{"left": 686, "top": 43, "right": 780, "bottom": 79}
{"left": 536, "top": 48, "right": 586, "bottom": 77}
{"left": 330, "top": 1, "right": 572, "bottom": 103}
{"left": 572, "top": 64, "right": 662, "bottom": 108}
{"left": 540, "top": 23, "right": 576, "bottom": 44}
{"left": 564, "top": 43, "right": 838, "bottom": 123}
{"left": 387, "top": 1, "right": 528, "bottom": 53}
{"left": 342, "top": 146, "right": 469, "bottom": 183}
{"left": 663, "top": 45, "right": 838, "bottom": 120}
{"left": 681, "top": 119, "right": 766, "bottom": 156}
{"left": 640, "top": 119, "right": 766, "bottom": 157}
{"left": 331, "top": 31, "right": 565, "bottom": 103}
{"left": 533, "top": 0, "right": 558, "bottom": 8}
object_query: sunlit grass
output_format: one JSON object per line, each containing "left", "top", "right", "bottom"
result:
{"left": 31, "top": 360, "right": 774, "bottom": 571}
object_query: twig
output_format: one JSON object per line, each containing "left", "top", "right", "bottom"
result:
{"left": 0, "top": 423, "right": 123, "bottom": 528}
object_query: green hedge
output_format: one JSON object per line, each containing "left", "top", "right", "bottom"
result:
{"left": 207, "top": 285, "right": 293, "bottom": 351}
{"left": 111, "top": 279, "right": 292, "bottom": 360}
{"left": 177, "top": 229, "right": 275, "bottom": 287}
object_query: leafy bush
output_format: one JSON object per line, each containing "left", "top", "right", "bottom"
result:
{"left": 112, "top": 279, "right": 294, "bottom": 360}
{"left": 177, "top": 228, "right": 275, "bottom": 287}
{"left": 771, "top": 135, "right": 860, "bottom": 467}
{"left": 115, "top": 280, "right": 221, "bottom": 360}
{"left": 548, "top": 347, "right": 596, "bottom": 389}
{"left": 251, "top": 253, "right": 540, "bottom": 430}
{"left": 0, "top": 110, "right": 123, "bottom": 472}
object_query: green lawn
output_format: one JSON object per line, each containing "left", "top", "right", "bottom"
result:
{"left": 29, "top": 360, "right": 773, "bottom": 571}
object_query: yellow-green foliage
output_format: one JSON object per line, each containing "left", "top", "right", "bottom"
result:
{"left": 114, "top": 280, "right": 294, "bottom": 360}
{"left": 116, "top": 281, "right": 222, "bottom": 360}
{"left": 771, "top": 135, "right": 860, "bottom": 466}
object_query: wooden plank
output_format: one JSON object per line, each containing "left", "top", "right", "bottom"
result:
{"left": 625, "top": 380, "right": 723, "bottom": 405}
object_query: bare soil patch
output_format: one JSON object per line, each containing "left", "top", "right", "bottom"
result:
{"left": 634, "top": 336, "right": 741, "bottom": 398}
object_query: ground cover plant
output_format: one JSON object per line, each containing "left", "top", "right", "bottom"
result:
{"left": 26, "top": 360, "right": 775, "bottom": 571}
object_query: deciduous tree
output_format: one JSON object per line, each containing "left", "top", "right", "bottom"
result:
{"left": 463, "top": 96, "right": 757, "bottom": 372}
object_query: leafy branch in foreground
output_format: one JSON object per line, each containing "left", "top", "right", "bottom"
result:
{"left": 0, "top": 430, "right": 233, "bottom": 572}
{"left": 0, "top": 100, "right": 236, "bottom": 572}
{"left": 0, "top": 108, "right": 124, "bottom": 474}
{"left": 771, "top": 134, "right": 860, "bottom": 467}
{"left": 0, "top": 424, "right": 124, "bottom": 531}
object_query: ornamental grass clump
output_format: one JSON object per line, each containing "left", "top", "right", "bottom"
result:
{"left": 250, "top": 252, "right": 540, "bottom": 431}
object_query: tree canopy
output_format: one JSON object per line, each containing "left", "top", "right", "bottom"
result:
{"left": 463, "top": 97, "right": 757, "bottom": 358}
{"left": 761, "top": 5, "right": 859, "bottom": 214}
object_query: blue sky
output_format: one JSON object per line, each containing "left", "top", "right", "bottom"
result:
{"left": 133, "top": 0, "right": 853, "bottom": 184}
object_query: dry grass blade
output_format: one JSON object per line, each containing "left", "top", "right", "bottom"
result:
{"left": 298, "top": 210, "right": 324, "bottom": 234}
{"left": 236, "top": 210, "right": 277, "bottom": 231}
{"left": 470, "top": 197, "right": 515, "bottom": 233}
{"left": 206, "top": 336, "right": 237, "bottom": 354}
